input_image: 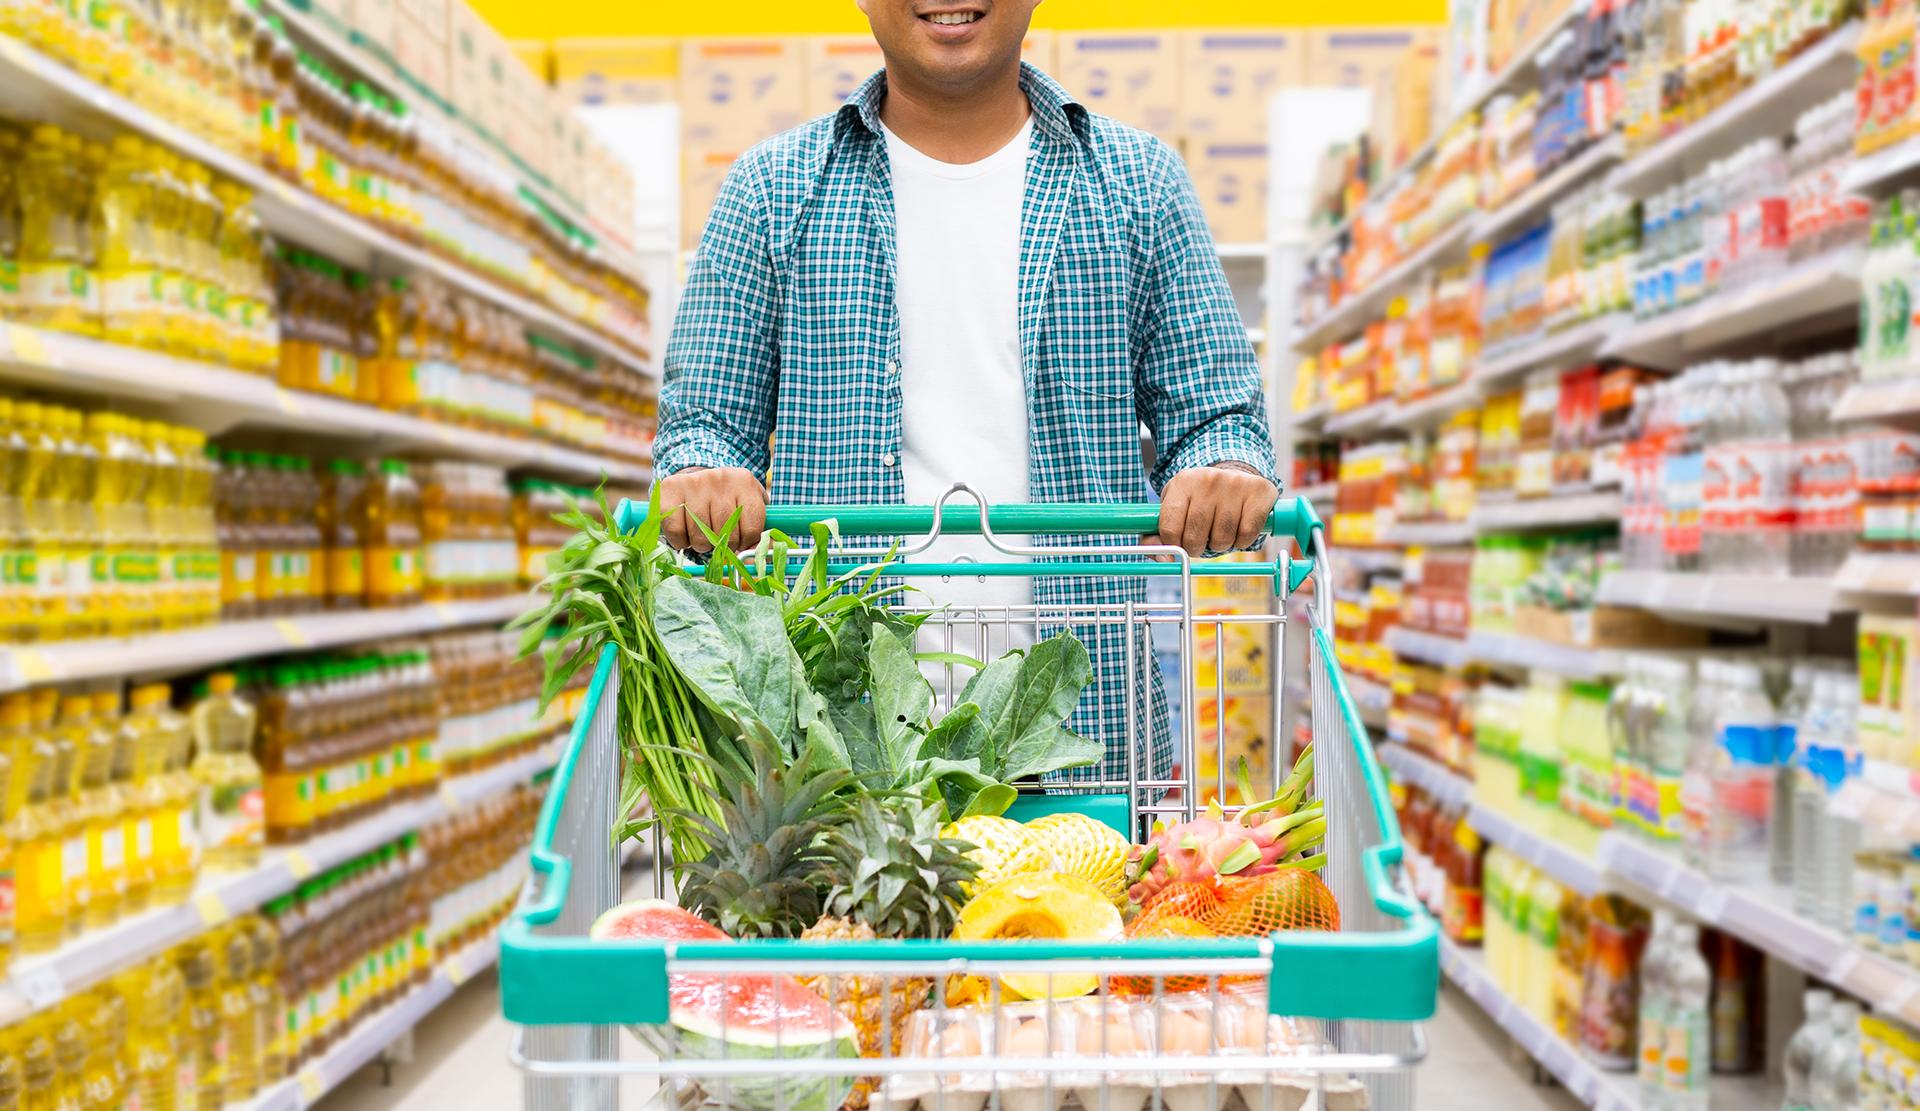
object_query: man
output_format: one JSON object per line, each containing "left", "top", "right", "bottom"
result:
{"left": 654, "top": 0, "right": 1278, "bottom": 782}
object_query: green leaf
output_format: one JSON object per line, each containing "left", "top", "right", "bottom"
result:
{"left": 959, "top": 783, "right": 1017, "bottom": 818}
{"left": 867, "top": 626, "right": 934, "bottom": 773}
{"left": 1216, "top": 839, "right": 1263, "bottom": 875}
{"left": 650, "top": 575, "right": 796, "bottom": 741}
{"left": 991, "top": 633, "right": 1102, "bottom": 782}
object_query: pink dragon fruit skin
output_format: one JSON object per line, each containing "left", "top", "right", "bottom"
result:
{"left": 1127, "top": 817, "right": 1286, "bottom": 905}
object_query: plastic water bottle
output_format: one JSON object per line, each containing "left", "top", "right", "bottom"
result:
{"left": 1746, "top": 359, "right": 1794, "bottom": 577}
{"left": 1781, "top": 989, "right": 1834, "bottom": 1111}
{"left": 1638, "top": 912, "right": 1674, "bottom": 1110}
{"left": 1688, "top": 662, "right": 1776, "bottom": 883}
{"left": 1770, "top": 662, "right": 1816, "bottom": 887}
{"left": 1662, "top": 922, "right": 1710, "bottom": 1111}
{"left": 1808, "top": 1000, "right": 1862, "bottom": 1111}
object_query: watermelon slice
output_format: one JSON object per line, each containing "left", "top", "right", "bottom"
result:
{"left": 591, "top": 900, "right": 859, "bottom": 1111}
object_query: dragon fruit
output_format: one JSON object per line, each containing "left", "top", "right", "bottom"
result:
{"left": 1127, "top": 745, "right": 1326, "bottom": 907}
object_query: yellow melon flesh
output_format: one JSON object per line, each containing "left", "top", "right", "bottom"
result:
{"left": 951, "top": 872, "right": 1122, "bottom": 1000}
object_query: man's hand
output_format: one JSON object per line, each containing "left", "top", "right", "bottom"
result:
{"left": 1146, "top": 464, "right": 1278, "bottom": 557}
{"left": 658, "top": 466, "right": 768, "bottom": 554}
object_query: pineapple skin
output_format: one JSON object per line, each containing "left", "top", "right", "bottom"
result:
{"left": 1024, "top": 813, "right": 1132, "bottom": 904}
{"left": 943, "top": 815, "right": 1053, "bottom": 896}
{"left": 798, "top": 917, "right": 929, "bottom": 1111}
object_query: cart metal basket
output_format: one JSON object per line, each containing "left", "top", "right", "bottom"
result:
{"left": 500, "top": 489, "right": 1436, "bottom": 1111}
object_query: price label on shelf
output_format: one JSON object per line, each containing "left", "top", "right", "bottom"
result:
{"left": 14, "top": 965, "right": 64, "bottom": 1009}
{"left": 12, "top": 650, "right": 54, "bottom": 684}
{"left": 6, "top": 326, "right": 48, "bottom": 366}
{"left": 438, "top": 781, "right": 460, "bottom": 811}
{"left": 285, "top": 850, "right": 316, "bottom": 880}
{"left": 194, "top": 890, "right": 229, "bottom": 927}
{"left": 445, "top": 954, "right": 469, "bottom": 986}
{"left": 274, "top": 619, "right": 312, "bottom": 649}
{"left": 271, "top": 388, "right": 304, "bottom": 417}
{"left": 298, "top": 1067, "right": 325, "bottom": 1103}
{"left": 1692, "top": 885, "right": 1729, "bottom": 923}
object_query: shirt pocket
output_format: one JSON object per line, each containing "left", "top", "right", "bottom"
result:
{"left": 1044, "top": 240, "right": 1134, "bottom": 402}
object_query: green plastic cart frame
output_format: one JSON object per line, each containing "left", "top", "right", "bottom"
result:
{"left": 501, "top": 487, "right": 1436, "bottom": 1111}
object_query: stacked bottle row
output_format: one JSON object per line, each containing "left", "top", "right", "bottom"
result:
{"left": 427, "top": 629, "right": 554, "bottom": 771}
{"left": 418, "top": 786, "right": 537, "bottom": 963}
{"left": 0, "top": 124, "right": 280, "bottom": 373}
{"left": 0, "top": 0, "right": 652, "bottom": 350}
{"left": 510, "top": 480, "right": 588, "bottom": 589}
{"left": 0, "top": 403, "right": 220, "bottom": 642}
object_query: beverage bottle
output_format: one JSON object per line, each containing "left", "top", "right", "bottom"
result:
{"left": 296, "top": 459, "right": 325, "bottom": 611}
{"left": 117, "top": 685, "right": 159, "bottom": 917}
{"left": 0, "top": 694, "right": 17, "bottom": 971}
{"left": 95, "top": 137, "right": 161, "bottom": 349}
{"left": 176, "top": 943, "right": 224, "bottom": 1110}
{"left": 1772, "top": 662, "right": 1816, "bottom": 886}
{"left": 9, "top": 691, "right": 60, "bottom": 953}
{"left": 1809, "top": 999, "right": 1863, "bottom": 1111}
{"left": 1639, "top": 911, "right": 1673, "bottom": 1110}
{"left": 189, "top": 672, "right": 262, "bottom": 871}
{"left": 1699, "top": 662, "right": 1777, "bottom": 882}
{"left": 1707, "top": 932, "right": 1755, "bottom": 1074}
{"left": 79, "top": 988, "right": 128, "bottom": 1110}
{"left": 1783, "top": 989, "right": 1834, "bottom": 1111}
{"left": 47, "top": 1009, "right": 86, "bottom": 1111}
{"left": 318, "top": 460, "right": 364, "bottom": 610}
{"left": 1748, "top": 358, "right": 1795, "bottom": 576}
{"left": 145, "top": 685, "right": 197, "bottom": 906}
{"left": 1662, "top": 922, "right": 1709, "bottom": 1111}
{"left": 48, "top": 409, "right": 97, "bottom": 640}
{"left": 217, "top": 928, "right": 258, "bottom": 1100}
{"left": 15, "top": 127, "right": 97, "bottom": 337}
{"left": 215, "top": 450, "right": 253, "bottom": 623}
{"left": 78, "top": 690, "right": 124, "bottom": 930}
{"left": 49, "top": 694, "right": 92, "bottom": 937}
{"left": 0, "top": 1034, "right": 19, "bottom": 1111}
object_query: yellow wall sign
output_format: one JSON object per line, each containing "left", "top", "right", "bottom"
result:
{"left": 470, "top": 0, "right": 1443, "bottom": 41}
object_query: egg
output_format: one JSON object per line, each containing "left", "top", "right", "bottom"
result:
{"left": 1003, "top": 1018, "right": 1054, "bottom": 1057}
{"left": 1159, "top": 1011, "right": 1214, "bottom": 1055}
{"left": 1077, "top": 1013, "right": 1146, "bottom": 1055}
{"left": 937, "top": 1021, "right": 983, "bottom": 1058}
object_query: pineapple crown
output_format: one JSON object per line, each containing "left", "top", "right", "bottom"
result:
{"left": 674, "top": 732, "right": 854, "bottom": 939}
{"left": 814, "top": 797, "right": 980, "bottom": 940}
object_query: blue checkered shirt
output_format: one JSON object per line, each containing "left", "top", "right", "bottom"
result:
{"left": 656, "top": 64, "right": 1277, "bottom": 785}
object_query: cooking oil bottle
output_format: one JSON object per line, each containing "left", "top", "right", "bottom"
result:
{"left": 0, "top": 693, "right": 20, "bottom": 971}
{"left": 47, "top": 1007, "right": 85, "bottom": 1111}
{"left": 244, "top": 916, "right": 285, "bottom": 1086}
{"left": 18, "top": 404, "right": 60, "bottom": 640}
{"left": 0, "top": 1030, "right": 21, "bottom": 1111}
{"left": 117, "top": 685, "right": 157, "bottom": 916}
{"left": 53, "top": 409, "right": 99, "bottom": 639}
{"left": 18, "top": 1021, "right": 56, "bottom": 1111}
{"left": 176, "top": 943, "right": 223, "bottom": 1111}
{"left": 189, "top": 673, "right": 261, "bottom": 871}
{"left": 218, "top": 928, "right": 258, "bottom": 1101}
{"left": 362, "top": 460, "right": 421, "bottom": 608}
{"left": 78, "top": 989, "right": 127, "bottom": 1111}
{"left": 85, "top": 691, "right": 131, "bottom": 929}
{"left": 50, "top": 694, "right": 91, "bottom": 938}
{"left": 149, "top": 686, "right": 197, "bottom": 904}
{"left": 114, "top": 960, "right": 184, "bottom": 1111}
{"left": 11, "top": 690, "right": 62, "bottom": 953}
{"left": 15, "top": 127, "right": 96, "bottom": 337}
{"left": 96, "top": 136, "right": 162, "bottom": 349}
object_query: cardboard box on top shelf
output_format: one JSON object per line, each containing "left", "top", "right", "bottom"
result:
{"left": 348, "top": 0, "right": 401, "bottom": 63}
{"left": 682, "top": 147, "right": 743, "bottom": 251}
{"left": 805, "top": 36, "right": 885, "bottom": 117}
{"left": 588, "top": 141, "right": 637, "bottom": 242}
{"left": 552, "top": 37, "right": 679, "bottom": 106}
{"left": 1054, "top": 32, "right": 1180, "bottom": 139}
{"left": 393, "top": 0, "right": 450, "bottom": 100}
{"left": 1305, "top": 27, "right": 1436, "bottom": 90}
{"left": 1188, "top": 140, "right": 1267, "bottom": 245}
{"left": 446, "top": 0, "right": 499, "bottom": 125}
{"left": 681, "top": 38, "right": 808, "bottom": 149}
{"left": 1181, "top": 31, "right": 1305, "bottom": 142}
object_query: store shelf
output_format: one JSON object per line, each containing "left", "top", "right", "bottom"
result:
{"left": 1438, "top": 938, "right": 1641, "bottom": 1111}
{"left": 1296, "top": 217, "right": 1477, "bottom": 351}
{"left": 0, "top": 36, "right": 652, "bottom": 380}
{"left": 1467, "top": 629, "right": 1623, "bottom": 678}
{"left": 1476, "top": 135, "right": 1627, "bottom": 245}
{"left": 0, "top": 325, "right": 651, "bottom": 484}
{"left": 1475, "top": 314, "right": 1624, "bottom": 390}
{"left": 1323, "top": 401, "right": 1395, "bottom": 437}
{"left": 1346, "top": 673, "right": 1392, "bottom": 729}
{"left": 1291, "top": 481, "right": 1337, "bottom": 508}
{"left": 1216, "top": 243, "right": 1268, "bottom": 261}
{"left": 1595, "top": 569, "right": 1845, "bottom": 625}
{"left": 1383, "top": 381, "right": 1482, "bottom": 432}
{"left": 1382, "top": 519, "right": 1476, "bottom": 547}
{"left": 1835, "top": 551, "right": 1920, "bottom": 596}
{"left": 0, "top": 741, "right": 557, "bottom": 1025}
{"left": 241, "top": 937, "right": 502, "bottom": 1111}
{"left": 1841, "top": 134, "right": 1920, "bottom": 197}
{"left": 1378, "top": 741, "right": 1472, "bottom": 809}
{"left": 1384, "top": 626, "right": 1476, "bottom": 670}
{"left": 1834, "top": 377, "right": 1920, "bottom": 431}
{"left": 1469, "top": 490, "right": 1622, "bottom": 532}
{"left": 1601, "top": 244, "right": 1864, "bottom": 368}
{"left": 0, "top": 596, "right": 530, "bottom": 693}
{"left": 1290, "top": 401, "right": 1330, "bottom": 435}
{"left": 1606, "top": 21, "right": 1862, "bottom": 199}
{"left": 1342, "top": 547, "right": 1406, "bottom": 573}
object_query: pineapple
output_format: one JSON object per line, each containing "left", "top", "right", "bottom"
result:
{"left": 1024, "top": 813, "right": 1132, "bottom": 904}
{"left": 675, "top": 734, "right": 852, "bottom": 939}
{"left": 801, "top": 798, "right": 979, "bottom": 1109}
{"left": 943, "top": 814, "right": 1053, "bottom": 896}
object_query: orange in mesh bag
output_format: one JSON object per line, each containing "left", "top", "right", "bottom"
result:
{"left": 1113, "top": 871, "right": 1340, "bottom": 995}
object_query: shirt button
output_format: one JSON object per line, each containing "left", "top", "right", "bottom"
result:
{"left": 886, "top": 358, "right": 900, "bottom": 375}
{"left": 880, "top": 452, "right": 897, "bottom": 468}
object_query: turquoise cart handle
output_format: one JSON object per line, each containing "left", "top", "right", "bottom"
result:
{"left": 623, "top": 497, "right": 1325, "bottom": 553}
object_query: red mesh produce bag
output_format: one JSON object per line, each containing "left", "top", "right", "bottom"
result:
{"left": 1134, "top": 871, "right": 1341, "bottom": 935}
{"left": 1113, "top": 914, "right": 1216, "bottom": 994}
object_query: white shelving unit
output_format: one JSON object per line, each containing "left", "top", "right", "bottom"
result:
{"left": 1835, "top": 377, "right": 1920, "bottom": 431}
{"left": 1475, "top": 315, "right": 1624, "bottom": 391}
{"left": 1466, "top": 630, "right": 1623, "bottom": 679}
{"left": 1383, "top": 626, "right": 1477, "bottom": 670}
{"left": 1600, "top": 245, "right": 1864, "bottom": 368}
{"left": 1382, "top": 519, "right": 1475, "bottom": 547}
{"left": 0, "top": 596, "right": 531, "bottom": 692}
{"left": 1469, "top": 491, "right": 1622, "bottom": 533}
{"left": 0, "top": 740, "right": 559, "bottom": 1025}
{"left": 0, "top": 325, "right": 650, "bottom": 484}
{"left": 1595, "top": 570, "right": 1845, "bottom": 625}
{"left": 0, "top": 36, "right": 652, "bottom": 380}
{"left": 1835, "top": 552, "right": 1920, "bottom": 596}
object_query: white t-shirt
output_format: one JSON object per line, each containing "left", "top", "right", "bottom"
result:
{"left": 884, "top": 116, "right": 1037, "bottom": 684}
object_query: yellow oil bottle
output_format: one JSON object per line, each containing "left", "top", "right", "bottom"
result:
{"left": 147, "top": 687, "right": 197, "bottom": 905}
{"left": 47, "top": 1008, "right": 85, "bottom": 1111}
{"left": 244, "top": 916, "right": 286, "bottom": 1087}
{"left": 117, "top": 685, "right": 159, "bottom": 916}
{"left": 189, "top": 673, "right": 261, "bottom": 871}
{"left": 0, "top": 693, "right": 22, "bottom": 970}
{"left": 15, "top": 127, "right": 96, "bottom": 337}
{"left": 96, "top": 136, "right": 162, "bottom": 349}
{"left": 10, "top": 691, "right": 62, "bottom": 954}
{"left": 52, "top": 409, "right": 99, "bottom": 639}
{"left": 18, "top": 1021, "right": 56, "bottom": 1111}
{"left": 177, "top": 943, "right": 224, "bottom": 1111}
{"left": 114, "top": 960, "right": 186, "bottom": 1111}
{"left": 0, "top": 400, "right": 22, "bottom": 643}
{"left": 80, "top": 690, "right": 126, "bottom": 930}
{"left": 48, "top": 695, "right": 92, "bottom": 938}
{"left": 18, "top": 403, "right": 60, "bottom": 641}
{"left": 78, "top": 989, "right": 127, "bottom": 1111}
{"left": 0, "top": 1030, "right": 22, "bottom": 1111}
{"left": 217, "top": 928, "right": 258, "bottom": 1101}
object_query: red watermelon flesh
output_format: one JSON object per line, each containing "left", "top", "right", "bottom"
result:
{"left": 590, "top": 899, "right": 857, "bottom": 1111}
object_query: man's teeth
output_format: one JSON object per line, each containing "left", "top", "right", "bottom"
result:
{"left": 927, "top": 11, "right": 979, "bottom": 23}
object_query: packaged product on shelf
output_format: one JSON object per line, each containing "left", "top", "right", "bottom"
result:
{"left": 190, "top": 671, "right": 264, "bottom": 872}
{"left": 419, "top": 463, "right": 517, "bottom": 600}
{"left": 511, "top": 479, "right": 581, "bottom": 587}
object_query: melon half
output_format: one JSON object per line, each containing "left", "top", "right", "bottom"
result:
{"left": 590, "top": 899, "right": 859, "bottom": 1111}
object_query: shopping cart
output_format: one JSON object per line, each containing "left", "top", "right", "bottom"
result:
{"left": 500, "top": 487, "right": 1437, "bottom": 1111}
